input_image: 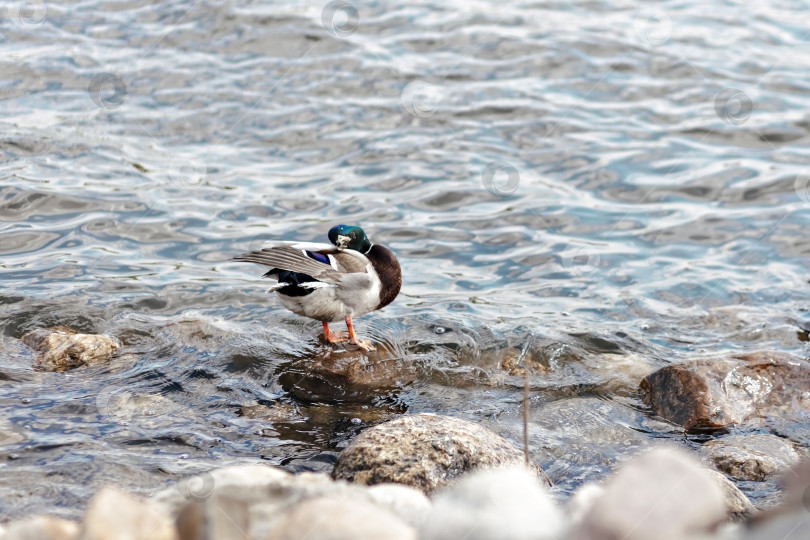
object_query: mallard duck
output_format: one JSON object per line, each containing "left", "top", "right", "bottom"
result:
{"left": 233, "top": 225, "right": 401, "bottom": 351}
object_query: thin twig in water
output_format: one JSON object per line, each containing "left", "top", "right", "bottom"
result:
{"left": 517, "top": 337, "right": 534, "bottom": 467}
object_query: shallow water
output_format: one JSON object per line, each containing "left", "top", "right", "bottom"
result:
{"left": 2, "top": 0, "right": 810, "bottom": 519}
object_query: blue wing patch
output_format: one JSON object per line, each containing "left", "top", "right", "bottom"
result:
{"left": 305, "top": 251, "right": 330, "bottom": 265}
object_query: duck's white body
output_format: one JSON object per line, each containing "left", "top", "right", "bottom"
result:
{"left": 234, "top": 225, "right": 401, "bottom": 351}
{"left": 269, "top": 241, "right": 383, "bottom": 322}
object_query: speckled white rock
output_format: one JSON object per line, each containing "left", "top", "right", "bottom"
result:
{"left": 80, "top": 487, "right": 177, "bottom": 540}
{"left": 2, "top": 516, "right": 79, "bottom": 540}
{"left": 421, "top": 466, "right": 564, "bottom": 540}
{"left": 332, "top": 413, "right": 549, "bottom": 494}
{"left": 21, "top": 328, "right": 121, "bottom": 372}
{"left": 265, "top": 496, "right": 417, "bottom": 540}
{"left": 571, "top": 448, "right": 726, "bottom": 540}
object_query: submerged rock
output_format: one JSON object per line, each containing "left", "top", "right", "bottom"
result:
{"left": 81, "top": 486, "right": 178, "bottom": 540}
{"left": 702, "top": 434, "right": 800, "bottom": 482}
{"left": 21, "top": 327, "right": 121, "bottom": 372}
{"left": 640, "top": 351, "right": 810, "bottom": 430}
{"left": 421, "top": 466, "right": 564, "bottom": 540}
{"left": 265, "top": 496, "right": 417, "bottom": 540}
{"left": 332, "top": 413, "right": 549, "bottom": 494}
{"left": 277, "top": 347, "right": 417, "bottom": 402}
{"left": 1, "top": 515, "right": 79, "bottom": 540}
{"left": 571, "top": 447, "right": 726, "bottom": 540}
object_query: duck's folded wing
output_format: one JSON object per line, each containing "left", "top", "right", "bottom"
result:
{"left": 233, "top": 247, "right": 342, "bottom": 284}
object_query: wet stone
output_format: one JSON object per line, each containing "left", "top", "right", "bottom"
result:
{"left": 702, "top": 433, "right": 800, "bottom": 482}
{"left": 21, "top": 327, "right": 121, "bottom": 372}
{"left": 277, "top": 347, "right": 417, "bottom": 402}
{"left": 331, "top": 413, "right": 549, "bottom": 494}
{"left": 640, "top": 351, "right": 810, "bottom": 430}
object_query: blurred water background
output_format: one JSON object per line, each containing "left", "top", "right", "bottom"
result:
{"left": 2, "top": 0, "right": 810, "bottom": 520}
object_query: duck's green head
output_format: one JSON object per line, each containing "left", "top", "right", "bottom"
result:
{"left": 328, "top": 224, "right": 372, "bottom": 253}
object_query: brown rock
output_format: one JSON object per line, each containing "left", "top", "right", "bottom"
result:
{"left": 80, "top": 487, "right": 178, "bottom": 540}
{"left": 332, "top": 413, "right": 549, "bottom": 494}
{"left": 22, "top": 328, "right": 121, "bottom": 372}
{"left": 277, "top": 347, "right": 417, "bottom": 402}
{"left": 703, "top": 434, "right": 800, "bottom": 482}
{"left": 265, "top": 496, "right": 417, "bottom": 540}
{"left": 640, "top": 351, "right": 810, "bottom": 430}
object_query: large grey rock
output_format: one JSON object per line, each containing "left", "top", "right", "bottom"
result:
{"left": 21, "top": 328, "right": 121, "bottom": 372}
{"left": 332, "top": 413, "right": 549, "bottom": 494}
{"left": 79, "top": 487, "right": 178, "bottom": 540}
{"left": 640, "top": 351, "right": 810, "bottom": 430}
{"left": 421, "top": 466, "right": 564, "bottom": 540}
{"left": 702, "top": 434, "right": 800, "bottom": 482}
{"left": 1, "top": 516, "right": 79, "bottom": 540}
{"left": 265, "top": 496, "right": 417, "bottom": 540}
{"left": 152, "top": 464, "right": 430, "bottom": 540}
{"left": 571, "top": 448, "right": 726, "bottom": 540}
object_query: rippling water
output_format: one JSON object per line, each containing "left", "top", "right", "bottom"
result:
{"left": 2, "top": 0, "right": 810, "bottom": 519}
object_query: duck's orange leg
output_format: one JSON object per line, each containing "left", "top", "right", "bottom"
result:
{"left": 345, "top": 315, "right": 375, "bottom": 351}
{"left": 322, "top": 322, "right": 347, "bottom": 343}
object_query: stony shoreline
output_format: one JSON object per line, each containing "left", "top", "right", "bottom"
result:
{"left": 3, "top": 328, "right": 809, "bottom": 539}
